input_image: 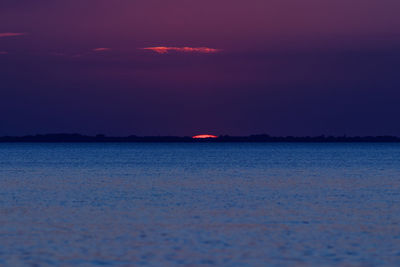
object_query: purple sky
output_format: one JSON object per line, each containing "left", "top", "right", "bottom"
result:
{"left": 1, "top": 0, "right": 400, "bottom": 136}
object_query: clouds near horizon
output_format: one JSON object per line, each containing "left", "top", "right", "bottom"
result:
{"left": 142, "top": 47, "right": 221, "bottom": 54}
{"left": 93, "top": 48, "right": 111, "bottom": 52}
{"left": 0, "top": 32, "right": 25, "bottom": 38}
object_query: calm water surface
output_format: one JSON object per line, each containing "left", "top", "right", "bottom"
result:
{"left": 0, "top": 143, "right": 400, "bottom": 266}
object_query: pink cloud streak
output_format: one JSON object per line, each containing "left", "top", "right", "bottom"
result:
{"left": 0, "top": 51, "right": 8, "bottom": 55}
{"left": 142, "top": 46, "right": 221, "bottom": 54}
{"left": 93, "top": 48, "right": 111, "bottom": 52}
{"left": 0, "top": 32, "right": 26, "bottom": 38}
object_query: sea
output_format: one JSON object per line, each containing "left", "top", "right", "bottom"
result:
{"left": 0, "top": 143, "right": 400, "bottom": 266}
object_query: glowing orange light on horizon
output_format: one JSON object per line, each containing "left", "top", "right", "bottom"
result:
{"left": 192, "top": 134, "right": 218, "bottom": 139}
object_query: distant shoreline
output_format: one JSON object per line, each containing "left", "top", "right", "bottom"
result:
{"left": 1, "top": 134, "right": 400, "bottom": 143}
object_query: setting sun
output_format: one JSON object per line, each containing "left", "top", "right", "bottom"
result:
{"left": 192, "top": 134, "right": 218, "bottom": 139}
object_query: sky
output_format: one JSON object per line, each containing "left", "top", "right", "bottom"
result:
{"left": 1, "top": 0, "right": 400, "bottom": 136}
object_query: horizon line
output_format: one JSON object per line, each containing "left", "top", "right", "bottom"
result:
{"left": 1, "top": 133, "right": 400, "bottom": 143}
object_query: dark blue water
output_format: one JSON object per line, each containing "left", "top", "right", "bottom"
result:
{"left": 1, "top": 143, "right": 400, "bottom": 266}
